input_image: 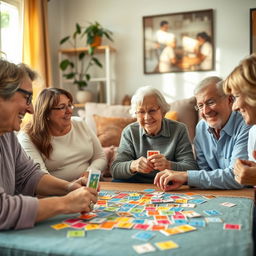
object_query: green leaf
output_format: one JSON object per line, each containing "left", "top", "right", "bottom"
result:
{"left": 85, "top": 74, "right": 90, "bottom": 81}
{"left": 79, "top": 52, "right": 86, "bottom": 60}
{"left": 60, "top": 59, "right": 72, "bottom": 70}
{"left": 76, "top": 23, "right": 81, "bottom": 34}
{"left": 75, "top": 80, "right": 87, "bottom": 88}
{"left": 92, "top": 57, "right": 102, "bottom": 68}
{"left": 60, "top": 36, "right": 70, "bottom": 45}
{"left": 64, "top": 72, "right": 75, "bottom": 79}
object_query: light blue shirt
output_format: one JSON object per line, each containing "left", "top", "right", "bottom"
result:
{"left": 188, "top": 111, "right": 251, "bottom": 189}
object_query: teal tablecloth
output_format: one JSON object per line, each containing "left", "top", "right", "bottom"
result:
{"left": 0, "top": 194, "right": 253, "bottom": 256}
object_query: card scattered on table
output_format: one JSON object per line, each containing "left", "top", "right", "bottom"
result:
{"left": 155, "top": 240, "right": 179, "bottom": 250}
{"left": 223, "top": 223, "right": 241, "bottom": 230}
{"left": 132, "top": 243, "right": 156, "bottom": 254}
{"left": 67, "top": 230, "right": 86, "bottom": 238}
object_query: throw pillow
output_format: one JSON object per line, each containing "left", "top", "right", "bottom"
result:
{"left": 93, "top": 115, "right": 136, "bottom": 147}
{"left": 164, "top": 111, "right": 178, "bottom": 121}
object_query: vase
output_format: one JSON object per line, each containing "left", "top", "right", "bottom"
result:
{"left": 90, "top": 36, "right": 102, "bottom": 47}
{"left": 76, "top": 89, "right": 93, "bottom": 104}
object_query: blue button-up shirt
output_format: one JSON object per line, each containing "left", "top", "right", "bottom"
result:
{"left": 188, "top": 111, "right": 251, "bottom": 189}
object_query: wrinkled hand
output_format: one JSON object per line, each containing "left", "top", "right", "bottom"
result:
{"left": 154, "top": 169, "right": 188, "bottom": 191}
{"left": 63, "top": 187, "right": 98, "bottom": 214}
{"left": 233, "top": 158, "right": 256, "bottom": 185}
{"left": 130, "top": 157, "right": 154, "bottom": 173}
{"left": 148, "top": 154, "right": 171, "bottom": 171}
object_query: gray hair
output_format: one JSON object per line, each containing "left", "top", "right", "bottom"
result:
{"left": 0, "top": 59, "right": 37, "bottom": 99}
{"left": 130, "top": 86, "right": 170, "bottom": 117}
{"left": 194, "top": 76, "right": 224, "bottom": 96}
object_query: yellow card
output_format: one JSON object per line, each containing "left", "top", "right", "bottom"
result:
{"left": 176, "top": 224, "right": 196, "bottom": 232}
{"left": 85, "top": 224, "right": 100, "bottom": 230}
{"left": 160, "top": 227, "right": 183, "bottom": 236}
{"left": 51, "top": 223, "right": 70, "bottom": 230}
{"left": 116, "top": 217, "right": 133, "bottom": 223}
{"left": 100, "top": 221, "right": 116, "bottom": 230}
{"left": 116, "top": 222, "right": 134, "bottom": 229}
{"left": 155, "top": 240, "right": 179, "bottom": 250}
{"left": 175, "top": 199, "right": 188, "bottom": 204}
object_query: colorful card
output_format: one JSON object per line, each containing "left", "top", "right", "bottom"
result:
{"left": 86, "top": 169, "right": 101, "bottom": 189}
{"left": 132, "top": 231, "right": 155, "bottom": 241}
{"left": 51, "top": 223, "right": 69, "bottom": 230}
{"left": 205, "top": 217, "right": 223, "bottom": 223}
{"left": 155, "top": 240, "right": 179, "bottom": 250}
{"left": 203, "top": 210, "right": 222, "bottom": 216}
{"left": 147, "top": 150, "right": 160, "bottom": 158}
{"left": 223, "top": 223, "right": 241, "bottom": 230}
{"left": 67, "top": 230, "right": 85, "bottom": 238}
{"left": 133, "top": 224, "right": 150, "bottom": 230}
{"left": 71, "top": 222, "right": 87, "bottom": 229}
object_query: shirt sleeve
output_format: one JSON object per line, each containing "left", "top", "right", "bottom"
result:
{"left": 17, "top": 131, "right": 49, "bottom": 173}
{"left": 170, "top": 124, "right": 198, "bottom": 171}
{"left": 248, "top": 125, "right": 256, "bottom": 161}
{"left": 85, "top": 125, "right": 107, "bottom": 172}
{"left": 110, "top": 126, "right": 135, "bottom": 179}
{"left": 188, "top": 122, "right": 249, "bottom": 189}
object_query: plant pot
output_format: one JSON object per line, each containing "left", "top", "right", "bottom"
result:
{"left": 76, "top": 90, "right": 93, "bottom": 104}
{"left": 90, "top": 36, "right": 102, "bottom": 47}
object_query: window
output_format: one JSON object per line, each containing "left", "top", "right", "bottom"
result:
{"left": 0, "top": 0, "right": 23, "bottom": 63}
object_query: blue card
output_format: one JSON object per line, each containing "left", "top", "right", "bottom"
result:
{"left": 203, "top": 210, "right": 222, "bottom": 216}
{"left": 132, "top": 231, "right": 155, "bottom": 241}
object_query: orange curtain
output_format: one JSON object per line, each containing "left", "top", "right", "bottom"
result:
{"left": 23, "top": 0, "right": 52, "bottom": 89}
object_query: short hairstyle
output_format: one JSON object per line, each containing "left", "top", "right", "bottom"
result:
{"left": 160, "top": 20, "right": 168, "bottom": 27}
{"left": 0, "top": 59, "right": 36, "bottom": 99}
{"left": 196, "top": 32, "right": 211, "bottom": 43}
{"left": 25, "top": 88, "right": 73, "bottom": 158}
{"left": 223, "top": 54, "right": 256, "bottom": 107}
{"left": 130, "top": 86, "right": 170, "bottom": 117}
{"left": 194, "top": 76, "right": 223, "bottom": 96}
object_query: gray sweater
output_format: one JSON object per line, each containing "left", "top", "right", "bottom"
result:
{"left": 111, "top": 119, "right": 198, "bottom": 183}
{"left": 0, "top": 132, "right": 45, "bottom": 230}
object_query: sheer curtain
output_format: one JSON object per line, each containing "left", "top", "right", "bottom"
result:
{"left": 23, "top": 0, "right": 52, "bottom": 89}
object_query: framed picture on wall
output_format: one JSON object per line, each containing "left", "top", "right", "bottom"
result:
{"left": 143, "top": 9, "right": 214, "bottom": 74}
{"left": 250, "top": 8, "right": 256, "bottom": 54}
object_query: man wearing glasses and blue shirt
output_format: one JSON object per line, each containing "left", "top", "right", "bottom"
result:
{"left": 154, "top": 76, "right": 251, "bottom": 190}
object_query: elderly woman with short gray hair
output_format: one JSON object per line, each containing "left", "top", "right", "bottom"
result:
{"left": 111, "top": 86, "right": 198, "bottom": 183}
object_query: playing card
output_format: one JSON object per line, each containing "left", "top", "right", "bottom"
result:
{"left": 86, "top": 169, "right": 101, "bottom": 189}
{"left": 203, "top": 209, "right": 222, "bottom": 216}
{"left": 155, "top": 240, "right": 179, "bottom": 250}
{"left": 67, "top": 230, "right": 85, "bottom": 238}
{"left": 147, "top": 150, "right": 160, "bottom": 158}
{"left": 132, "top": 243, "right": 156, "bottom": 254}
{"left": 223, "top": 223, "right": 241, "bottom": 230}
{"left": 220, "top": 202, "right": 236, "bottom": 207}
{"left": 132, "top": 231, "right": 155, "bottom": 241}
{"left": 51, "top": 223, "right": 69, "bottom": 230}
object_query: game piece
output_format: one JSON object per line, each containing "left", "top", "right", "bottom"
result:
{"left": 147, "top": 150, "right": 160, "bottom": 158}
{"left": 132, "top": 243, "right": 156, "bottom": 254}
{"left": 51, "top": 223, "right": 69, "bottom": 230}
{"left": 223, "top": 223, "right": 241, "bottom": 230}
{"left": 203, "top": 210, "right": 222, "bottom": 216}
{"left": 155, "top": 240, "right": 179, "bottom": 250}
{"left": 132, "top": 231, "right": 155, "bottom": 241}
{"left": 205, "top": 217, "right": 223, "bottom": 223}
{"left": 67, "top": 230, "right": 85, "bottom": 238}
{"left": 86, "top": 169, "right": 101, "bottom": 189}
{"left": 220, "top": 202, "right": 236, "bottom": 207}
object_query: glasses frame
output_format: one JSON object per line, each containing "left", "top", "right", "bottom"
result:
{"left": 194, "top": 95, "right": 226, "bottom": 112}
{"left": 51, "top": 104, "right": 75, "bottom": 111}
{"left": 17, "top": 88, "right": 33, "bottom": 105}
{"left": 135, "top": 106, "right": 161, "bottom": 117}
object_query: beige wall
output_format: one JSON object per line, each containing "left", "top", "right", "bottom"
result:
{"left": 48, "top": 0, "right": 256, "bottom": 103}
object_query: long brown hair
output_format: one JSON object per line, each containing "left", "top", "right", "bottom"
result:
{"left": 25, "top": 88, "right": 73, "bottom": 158}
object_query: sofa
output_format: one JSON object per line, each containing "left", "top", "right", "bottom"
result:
{"left": 79, "top": 96, "right": 199, "bottom": 178}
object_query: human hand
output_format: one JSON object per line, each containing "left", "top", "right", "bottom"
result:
{"left": 154, "top": 169, "right": 188, "bottom": 191}
{"left": 130, "top": 157, "right": 154, "bottom": 174}
{"left": 233, "top": 158, "right": 256, "bottom": 185}
{"left": 66, "top": 176, "right": 88, "bottom": 192}
{"left": 148, "top": 154, "right": 171, "bottom": 171}
{"left": 63, "top": 187, "right": 98, "bottom": 214}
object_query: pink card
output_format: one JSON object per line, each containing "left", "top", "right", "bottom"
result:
{"left": 223, "top": 223, "right": 241, "bottom": 230}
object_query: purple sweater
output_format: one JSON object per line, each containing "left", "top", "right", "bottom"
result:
{"left": 0, "top": 132, "right": 45, "bottom": 230}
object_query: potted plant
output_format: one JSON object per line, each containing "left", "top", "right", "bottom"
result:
{"left": 59, "top": 22, "right": 113, "bottom": 93}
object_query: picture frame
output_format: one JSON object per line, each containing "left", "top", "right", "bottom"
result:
{"left": 250, "top": 8, "right": 256, "bottom": 54}
{"left": 143, "top": 9, "right": 214, "bottom": 74}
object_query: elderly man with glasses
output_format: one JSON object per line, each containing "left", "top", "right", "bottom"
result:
{"left": 154, "top": 76, "right": 251, "bottom": 190}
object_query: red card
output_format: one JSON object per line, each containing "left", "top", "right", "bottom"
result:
{"left": 223, "top": 223, "right": 241, "bottom": 230}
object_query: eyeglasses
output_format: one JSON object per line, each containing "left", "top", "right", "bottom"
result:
{"left": 51, "top": 104, "right": 74, "bottom": 111}
{"left": 135, "top": 106, "right": 160, "bottom": 117}
{"left": 194, "top": 96, "right": 226, "bottom": 112}
{"left": 17, "top": 88, "right": 33, "bottom": 105}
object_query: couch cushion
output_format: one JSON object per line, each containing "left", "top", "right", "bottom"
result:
{"left": 85, "top": 103, "right": 132, "bottom": 133}
{"left": 93, "top": 114, "right": 136, "bottom": 147}
{"left": 164, "top": 111, "right": 178, "bottom": 121}
{"left": 169, "top": 97, "right": 198, "bottom": 141}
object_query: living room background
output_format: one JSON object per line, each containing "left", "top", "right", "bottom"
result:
{"left": 48, "top": 0, "right": 255, "bottom": 104}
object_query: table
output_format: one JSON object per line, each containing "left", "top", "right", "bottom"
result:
{"left": 0, "top": 183, "right": 254, "bottom": 256}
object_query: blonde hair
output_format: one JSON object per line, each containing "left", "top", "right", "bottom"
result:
{"left": 223, "top": 54, "right": 256, "bottom": 107}
{"left": 25, "top": 88, "right": 73, "bottom": 158}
